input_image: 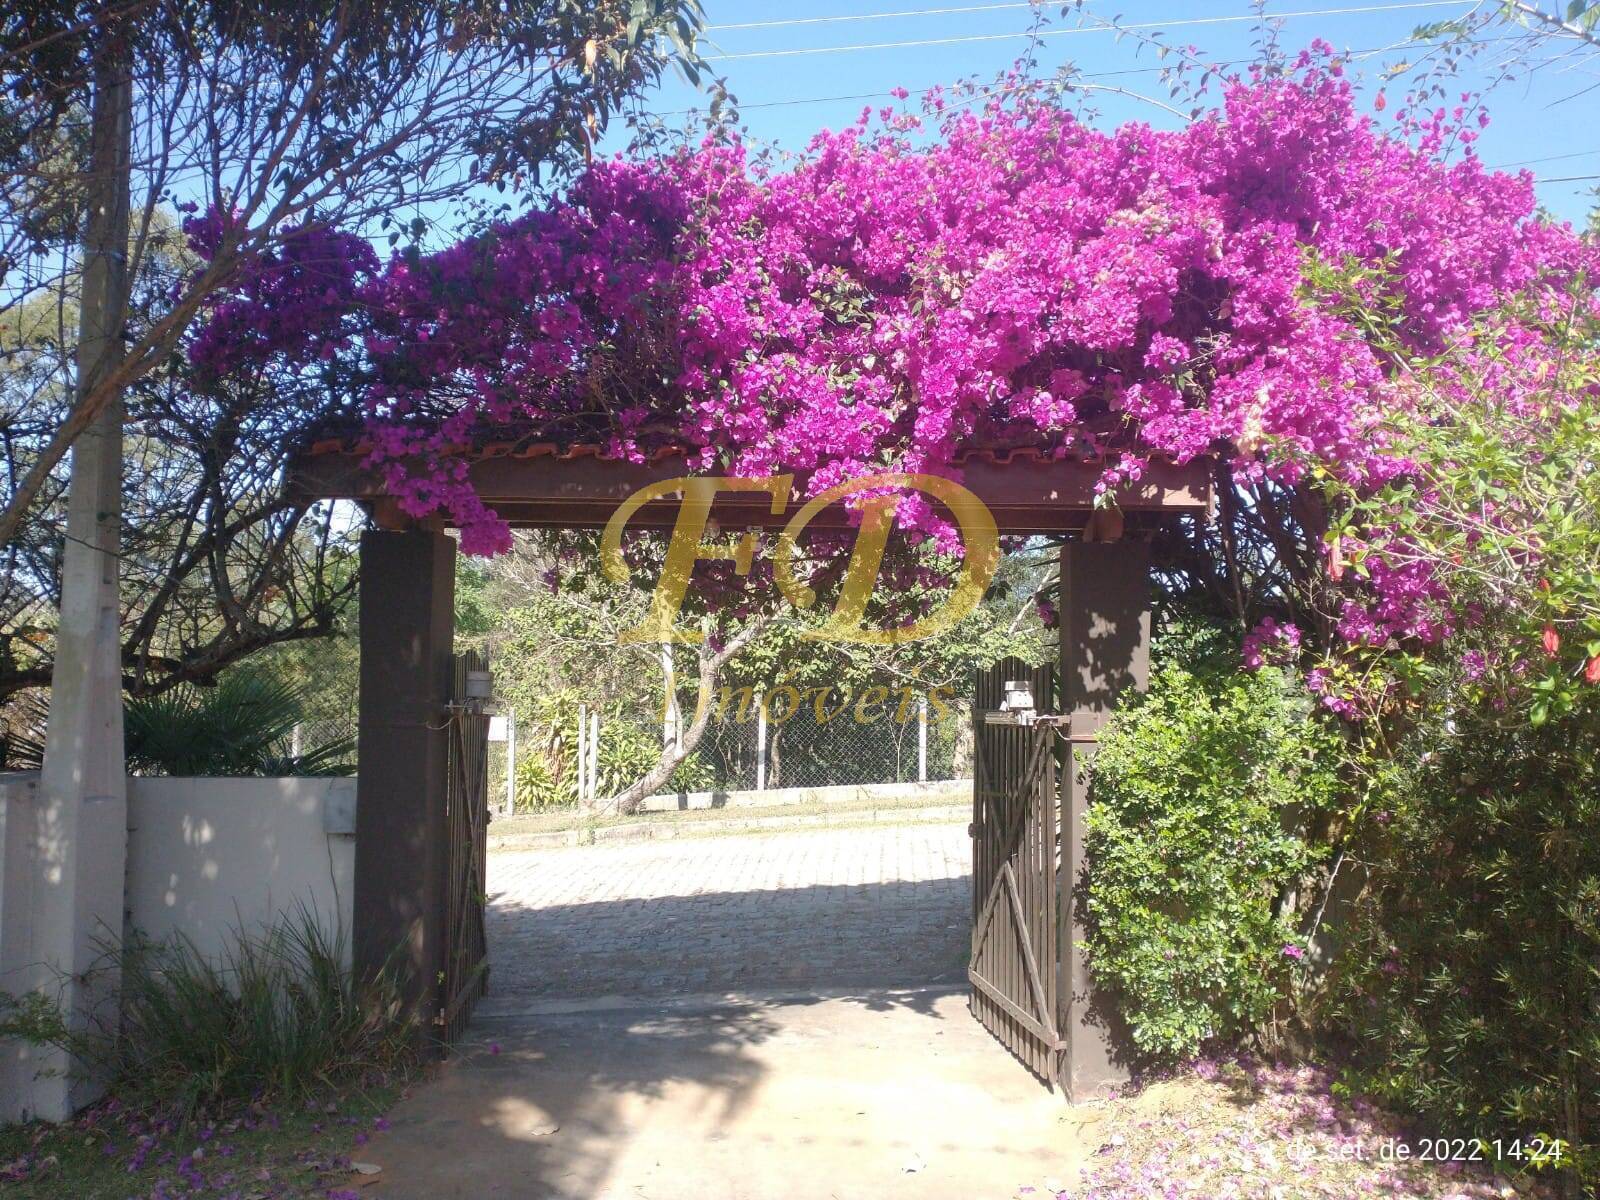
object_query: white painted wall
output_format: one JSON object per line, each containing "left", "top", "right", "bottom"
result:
{"left": 1, "top": 774, "right": 357, "bottom": 1125}
{"left": 124, "top": 777, "right": 356, "bottom": 967}
{"left": 0, "top": 772, "right": 45, "bottom": 1126}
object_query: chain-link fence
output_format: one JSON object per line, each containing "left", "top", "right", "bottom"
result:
{"left": 760, "top": 690, "right": 969, "bottom": 789}
{"left": 698, "top": 714, "right": 761, "bottom": 791}
{"left": 290, "top": 715, "right": 358, "bottom": 767}
{"left": 301, "top": 680, "right": 970, "bottom": 810}
{"left": 624, "top": 684, "right": 972, "bottom": 795}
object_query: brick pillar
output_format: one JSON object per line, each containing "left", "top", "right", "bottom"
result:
{"left": 1058, "top": 539, "right": 1150, "bottom": 1099}
{"left": 353, "top": 529, "right": 455, "bottom": 1034}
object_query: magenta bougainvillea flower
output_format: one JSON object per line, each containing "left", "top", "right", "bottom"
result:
{"left": 185, "top": 46, "right": 1597, "bottom": 650}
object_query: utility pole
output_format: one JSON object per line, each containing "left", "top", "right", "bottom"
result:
{"left": 23, "top": 29, "right": 133, "bottom": 1121}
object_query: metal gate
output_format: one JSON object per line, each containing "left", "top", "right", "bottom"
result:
{"left": 440, "top": 649, "right": 491, "bottom": 1044}
{"left": 969, "top": 658, "right": 1063, "bottom": 1087}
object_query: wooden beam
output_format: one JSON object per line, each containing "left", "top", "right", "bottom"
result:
{"left": 291, "top": 448, "right": 1212, "bottom": 532}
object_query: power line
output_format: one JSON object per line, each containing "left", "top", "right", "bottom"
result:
{"left": 700, "top": 1, "right": 1471, "bottom": 61}
{"left": 1494, "top": 148, "right": 1600, "bottom": 167}
{"left": 663, "top": 59, "right": 1585, "bottom": 183}
{"left": 668, "top": 34, "right": 1507, "bottom": 117}
{"left": 707, "top": 3, "right": 1039, "bottom": 32}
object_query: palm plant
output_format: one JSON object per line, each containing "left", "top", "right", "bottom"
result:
{"left": 124, "top": 671, "right": 354, "bottom": 777}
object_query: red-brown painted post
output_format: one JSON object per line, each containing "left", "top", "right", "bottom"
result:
{"left": 353, "top": 529, "right": 456, "bottom": 1035}
{"left": 1057, "top": 538, "right": 1151, "bottom": 1099}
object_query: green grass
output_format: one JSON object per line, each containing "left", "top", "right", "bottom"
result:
{"left": 0, "top": 1082, "right": 405, "bottom": 1199}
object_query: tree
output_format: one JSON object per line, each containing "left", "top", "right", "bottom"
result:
{"left": 0, "top": 0, "right": 709, "bottom": 748}
{"left": 0, "top": 209, "right": 364, "bottom": 712}
{"left": 0, "top": 0, "right": 708, "bottom": 547}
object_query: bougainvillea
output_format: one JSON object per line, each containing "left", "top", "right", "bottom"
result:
{"left": 187, "top": 44, "right": 1597, "bottom": 638}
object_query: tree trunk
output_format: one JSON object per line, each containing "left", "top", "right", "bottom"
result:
{"left": 609, "top": 618, "right": 767, "bottom": 814}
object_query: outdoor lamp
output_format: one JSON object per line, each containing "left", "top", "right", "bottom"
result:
{"left": 1001, "top": 680, "right": 1034, "bottom": 713}
{"left": 464, "top": 669, "right": 494, "bottom": 701}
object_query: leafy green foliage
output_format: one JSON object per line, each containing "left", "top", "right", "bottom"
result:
{"left": 124, "top": 671, "right": 353, "bottom": 777}
{"left": 1084, "top": 661, "right": 1341, "bottom": 1062}
{"left": 472, "top": 532, "right": 1049, "bottom": 806}
{"left": 1314, "top": 277, "right": 1600, "bottom": 728}
{"left": 1308, "top": 279, "right": 1600, "bottom": 1192}
{"left": 1326, "top": 708, "right": 1600, "bottom": 1189}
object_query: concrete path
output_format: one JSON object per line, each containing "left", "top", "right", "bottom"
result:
{"left": 362, "top": 821, "right": 1100, "bottom": 1199}
{"left": 366, "top": 991, "right": 1102, "bottom": 1200}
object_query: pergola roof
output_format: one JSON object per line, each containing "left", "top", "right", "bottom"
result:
{"left": 290, "top": 438, "right": 1214, "bottom": 535}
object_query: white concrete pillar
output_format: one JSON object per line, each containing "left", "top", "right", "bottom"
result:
{"left": 587, "top": 711, "right": 600, "bottom": 805}
{"left": 11, "top": 43, "right": 133, "bottom": 1121}
{"left": 582, "top": 704, "right": 595, "bottom": 809}
{"left": 659, "top": 643, "right": 681, "bottom": 755}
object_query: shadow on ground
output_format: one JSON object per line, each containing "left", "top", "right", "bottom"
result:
{"left": 366, "top": 990, "right": 1096, "bottom": 1200}
{"left": 363, "top": 865, "right": 1096, "bottom": 1200}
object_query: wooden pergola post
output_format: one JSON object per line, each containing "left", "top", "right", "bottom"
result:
{"left": 353, "top": 529, "right": 456, "bottom": 1032}
{"left": 1057, "top": 539, "right": 1151, "bottom": 1099}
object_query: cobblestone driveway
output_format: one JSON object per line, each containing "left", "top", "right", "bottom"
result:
{"left": 483, "top": 823, "right": 971, "bottom": 1004}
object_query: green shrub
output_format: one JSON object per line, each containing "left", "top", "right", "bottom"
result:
{"left": 2, "top": 911, "right": 412, "bottom": 1120}
{"left": 106, "top": 911, "right": 411, "bottom": 1117}
{"left": 1311, "top": 283, "right": 1600, "bottom": 1193}
{"left": 125, "top": 671, "right": 354, "bottom": 776}
{"left": 514, "top": 753, "right": 567, "bottom": 808}
{"left": 1327, "top": 710, "right": 1600, "bottom": 1190}
{"left": 1084, "top": 661, "right": 1341, "bottom": 1062}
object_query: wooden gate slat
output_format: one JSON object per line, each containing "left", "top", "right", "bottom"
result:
{"left": 968, "top": 658, "right": 1061, "bottom": 1087}
{"left": 1000, "top": 860, "right": 1059, "bottom": 1046}
{"left": 440, "top": 650, "right": 491, "bottom": 1046}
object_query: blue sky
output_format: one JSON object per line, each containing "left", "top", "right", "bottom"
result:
{"left": 604, "top": 0, "right": 1599, "bottom": 227}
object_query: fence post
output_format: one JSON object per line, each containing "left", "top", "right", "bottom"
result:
{"left": 755, "top": 691, "right": 767, "bottom": 791}
{"left": 588, "top": 710, "right": 601, "bottom": 807}
{"left": 582, "top": 704, "right": 595, "bottom": 809}
{"left": 505, "top": 708, "right": 516, "bottom": 815}
{"left": 918, "top": 695, "right": 928, "bottom": 783}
